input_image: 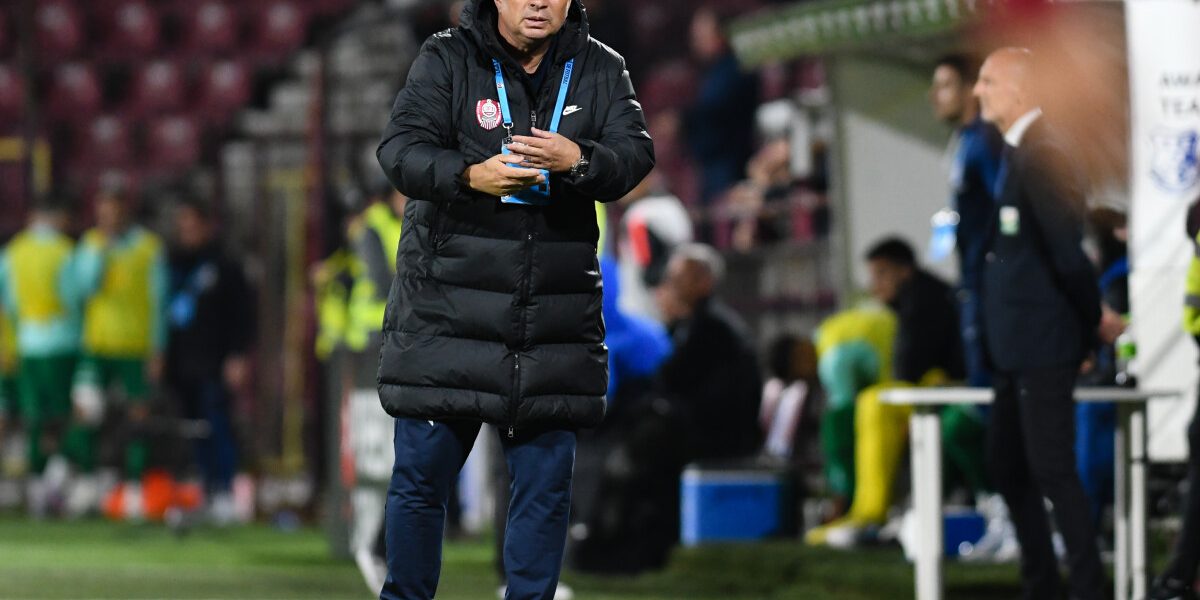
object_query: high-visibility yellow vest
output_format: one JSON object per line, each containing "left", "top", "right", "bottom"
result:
{"left": 1186, "top": 232, "right": 1200, "bottom": 336}
{"left": 348, "top": 203, "right": 403, "bottom": 351}
{"left": 363, "top": 202, "right": 402, "bottom": 273}
{"left": 82, "top": 229, "right": 163, "bottom": 357}
{"left": 313, "top": 250, "right": 357, "bottom": 360}
{"left": 6, "top": 228, "right": 73, "bottom": 322}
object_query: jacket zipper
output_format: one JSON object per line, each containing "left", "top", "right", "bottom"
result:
{"left": 509, "top": 229, "right": 535, "bottom": 438}
{"left": 506, "top": 67, "right": 550, "bottom": 439}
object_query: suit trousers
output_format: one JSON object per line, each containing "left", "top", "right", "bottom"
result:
{"left": 987, "top": 367, "right": 1104, "bottom": 600}
{"left": 380, "top": 418, "right": 575, "bottom": 600}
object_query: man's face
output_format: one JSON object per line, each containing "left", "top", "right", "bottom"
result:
{"left": 974, "top": 56, "right": 1023, "bottom": 129}
{"left": 690, "top": 10, "right": 724, "bottom": 62}
{"left": 43, "top": 209, "right": 70, "bottom": 233}
{"left": 930, "top": 65, "right": 968, "bottom": 124}
{"left": 662, "top": 255, "right": 705, "bottom": 316}
{"left": 174, "top": 205, "right": 211, "bottom": 251}
{"left": 866, "top": 258, "right": 909, "bottom": 305}
{"left": 494, "top": 0, "right": 570, "bottom": 47}
{"left": 95, "top": 194, "right": 127, "bottom": 232}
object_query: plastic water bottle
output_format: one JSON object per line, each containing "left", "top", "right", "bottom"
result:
{"left": 1115, "top": 330, "right": 1137, "bottom": 388}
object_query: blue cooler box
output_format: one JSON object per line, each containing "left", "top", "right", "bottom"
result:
{"left": 681, "top": 465, "right": 794, "bottom": 546}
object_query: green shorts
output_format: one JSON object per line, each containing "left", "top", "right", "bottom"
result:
{"left": 0, "top": 373, "right": 16, "bottom": 419}
{"left": 74, "top": 355, "right": 149, "bottom": 405}
{"left": 18, "top": 354, "right": 77, "bottom": 423}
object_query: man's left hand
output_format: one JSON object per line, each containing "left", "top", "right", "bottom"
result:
{"left": 509, "top": 128, "right": 582, "bottom": 173}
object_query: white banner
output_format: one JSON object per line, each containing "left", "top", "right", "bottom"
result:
{"left": 1127, "top": 0, "right": 1200, "bottom": 461}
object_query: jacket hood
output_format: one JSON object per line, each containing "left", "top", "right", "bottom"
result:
{"left": 460, "top": 0, "right": 590, "bottom": 69}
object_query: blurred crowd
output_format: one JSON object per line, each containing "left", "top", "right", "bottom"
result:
{"left": 0, "top": 185, "right": 255, "bottom": 525}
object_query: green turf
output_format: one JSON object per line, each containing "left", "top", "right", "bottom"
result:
{"left": 0, "top": 517, "right": 1028, "bottom": 599}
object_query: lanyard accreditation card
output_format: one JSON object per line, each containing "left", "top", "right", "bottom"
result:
{"left": 492, "top": 58, "right": 574, "bottom": 206}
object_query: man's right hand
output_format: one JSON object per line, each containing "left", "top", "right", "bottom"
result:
{"left": 462, "top": 153, "right": 546, "bottom": 197}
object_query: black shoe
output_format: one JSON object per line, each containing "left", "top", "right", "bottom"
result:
{"left": 1150, "top": 576, "right": 1198, "bottom": 600}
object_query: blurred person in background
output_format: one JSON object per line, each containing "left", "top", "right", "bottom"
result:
{"left": 808, "top": 238, "right": 981, "bottom": 546}
{"left": 1074, "top": 208, "right": 1129, "bottom": 531}
{"left": 373, "top": 0, "right": 654, "bottom": 596}
{"left": 0, "top": 194, "right": 88, "bottom": 516}
{"left": 344, "top": 180, "right": 408, "bottom": 595}
{"left": 929, "top": 53, "right": 1002, "bottom": 388}
{"left": 975, "top": 47, "right": 1121, "bottom": 600}
{"left": 656, "top": 243, "right": 762, "bottom": 463}
{"left": 73, "top": 186, "right": 168, "bottom": 520}
{"left": 615, "top": 170, "right": 692, "bottom": 321}
{"left": 760, "top": 334, "right": 820, "bottom": 465}
{"left": 808, "top": 307, "right": 896, "bottom": 523}
{"left": 572, "top": 243, "right": 759, "bottom": 573}
{"left": 165, "top": 196, "right": 255, "bottom": 525}
{"left": 725, "top": 137, "right": 797, "bottom": 252}
{"left": 346, "top": 181, "right": 404, "bottom": 355}
{"left": 1149, "top": 197, "right": 1200, "bottom": 600}
{"left": 684, "top": 4, "right": 759, "bottom": 208}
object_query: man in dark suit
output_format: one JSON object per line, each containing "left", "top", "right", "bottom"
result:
{"left": 974, "top": 47, "right": 1123, "bottom": 600}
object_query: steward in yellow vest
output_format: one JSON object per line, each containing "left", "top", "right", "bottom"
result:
{"left": 347, "top": 189, "right": 405, "bottom": 352}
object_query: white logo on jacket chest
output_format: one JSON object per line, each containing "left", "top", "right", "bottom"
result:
{"left": 476, "top": 99, "right": 501, "bottom": 130}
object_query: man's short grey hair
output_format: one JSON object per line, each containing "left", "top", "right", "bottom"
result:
{"left": 673, "top": 243, "right": 726, "bottom": 284}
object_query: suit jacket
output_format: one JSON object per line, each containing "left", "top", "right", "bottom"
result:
{"left": 981, "top": 119, "right": 1100, "bottom": 372}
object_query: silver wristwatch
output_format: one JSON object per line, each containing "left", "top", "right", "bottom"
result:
{"left": 568, "top": 153, "right": 590, "bottom": 178}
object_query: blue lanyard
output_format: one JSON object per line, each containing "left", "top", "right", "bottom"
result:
{"left": 491, "top": 57, "right": 574, "bottom": 204}
{"left": 492, "top": 57, "right": 574, "bottom": 141}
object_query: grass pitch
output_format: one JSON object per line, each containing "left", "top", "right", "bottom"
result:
{"left": 0, "top": 517, "right": 1027, "bottom": 599}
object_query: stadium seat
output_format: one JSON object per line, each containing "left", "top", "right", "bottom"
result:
{"left": 311, "top": 0, "right": 356, "bottom": 17}
{"left": 46, "top": 63, "right": 103, "bottom": 123}
{"left": 127, "top": 60, "right": 187, "bottom": 117}
{"left": 181, "top": 1, "right": 240, "bottom": 57}
{"left": 145, "top": 115, "right": 201, "bottom": 170}
{"left": 250, "top": 1, "right": 310, "bottom": 64}
{"left": 0, "top": 10, "right": 11, "bottom": 59}
{"left": 0, "top": 65, "right": 24, "bottom": 125}
{"left": 76, "top": 115, "right": 134, "bottom": 168}
{"left": 98, "top": 0, "right": 163, "bottom": 60}
{"left": 196, "top": 60, "right": 252, "bottom": 125}
{"left": 36, "top": 0, "right": 85, "bottom": 62}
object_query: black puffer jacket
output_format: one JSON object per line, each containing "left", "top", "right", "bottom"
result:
{"left": 375, "top": 0, "right": 654, "bottom": 432}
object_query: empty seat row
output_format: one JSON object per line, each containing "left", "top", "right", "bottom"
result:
{"left": 28, "top": 0, "right": 311, "bottom": 62}
{"left": 0, "top": 60, "right": 252, "bottom": 126}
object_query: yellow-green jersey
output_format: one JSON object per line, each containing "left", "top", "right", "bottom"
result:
{"left": 0, "top": 223, "right": 81, "bottom": 357}
{"left": 76, "top": 226, "right": 168, "bottom": 358}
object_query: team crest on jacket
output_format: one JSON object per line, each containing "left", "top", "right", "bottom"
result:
{"left": 476, "top": 99, "right": 501, "bottom": 130}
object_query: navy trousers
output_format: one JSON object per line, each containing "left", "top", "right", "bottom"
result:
{"left": 380, "top": 418, "right": 575, "bottom": 600}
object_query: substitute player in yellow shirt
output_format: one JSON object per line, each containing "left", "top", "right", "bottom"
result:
{"left": 73, "top": 188, "right": 167, "bottom": 516}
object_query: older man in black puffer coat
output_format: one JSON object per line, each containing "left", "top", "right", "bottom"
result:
{"left": 374, "top": 0, "right": 653, "bottom": 597}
